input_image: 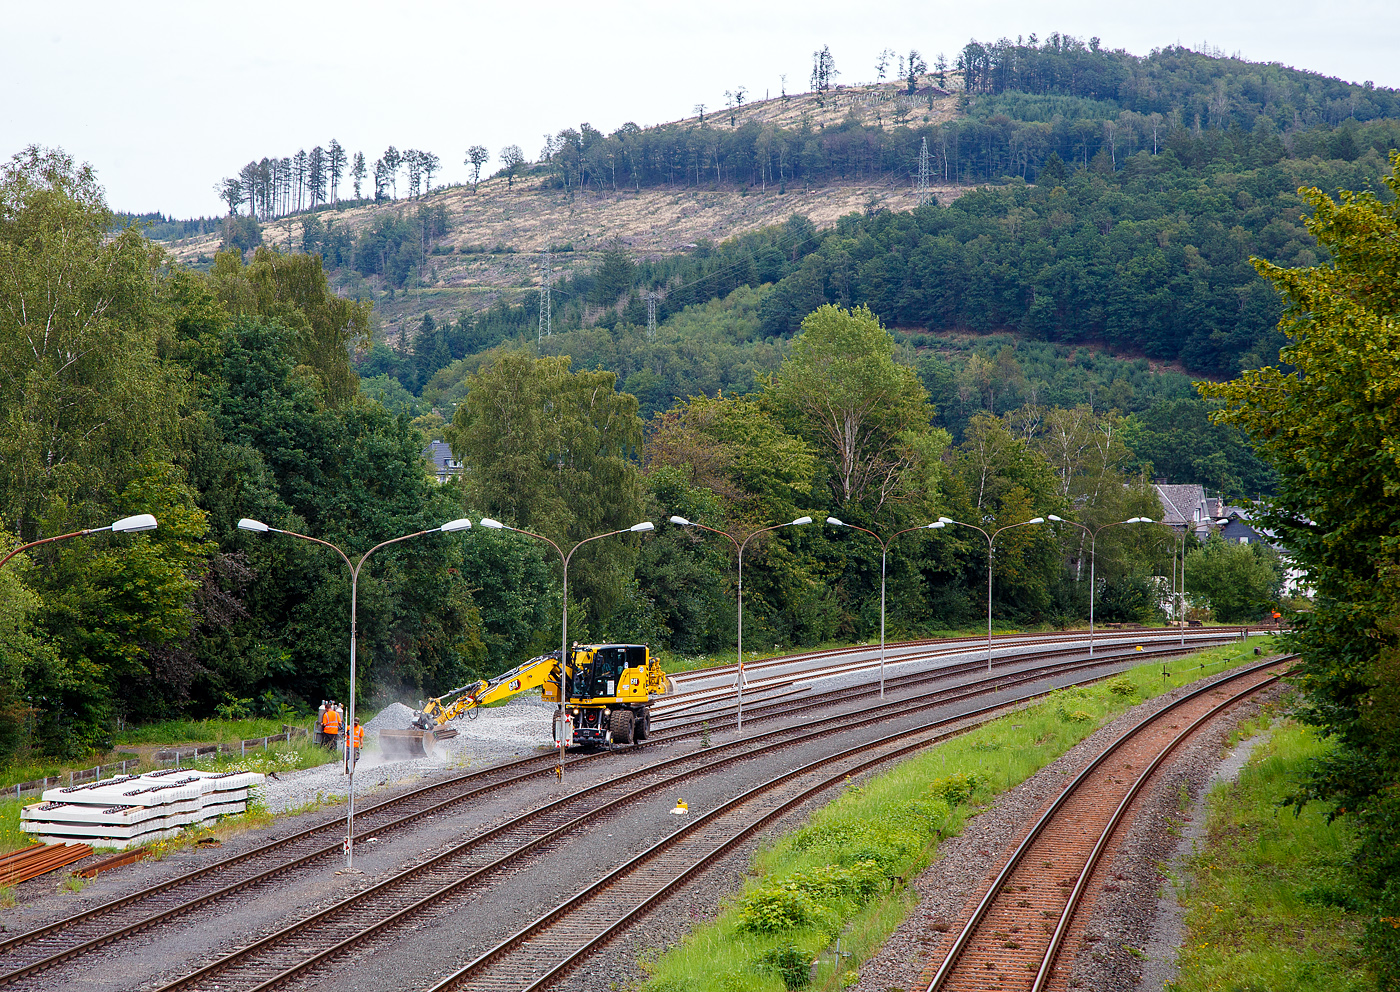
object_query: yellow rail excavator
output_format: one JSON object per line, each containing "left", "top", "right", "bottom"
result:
{"left": 393, "top": 644, "right": 671, "bottom": 755}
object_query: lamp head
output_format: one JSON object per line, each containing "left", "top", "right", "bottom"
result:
{"left": 938, "top": 516, "right": 953, "bottom": 524}
{"left": 826, "top": 516, "right": 846, "bottom": 527}
{"left": 479, "top": 518, "right": 505, "bottom": 530}
{"left": 1047, "top": 514, "right": 1063, "bottom": 522}
{"left": 439, "top": 518, "right": 472, "bottom": 533}
{"left": 111, "top": 513, "right": 158, "bottom": 534}
{"left": 1134, "top": 517, "right": 1155, "bottom": 524}
{"left": 629, "top": 521, "right": 655, "bottom": 533}
{"left": 1028, "top": 517, "right": 1045, "bottom": 525}
{"left": 791, "top": 516, "right": 813, "bottom": 526}
{"left": 237, "top": 517, "right": 270, "bottom": 534}
{"left": 1217, "top": 517, "right": 1230, "bottom": 525}
{"left": 668, "top": 515, "right": 693, "bottom": 526}
{"left": 927, "top": 521, "right": 945, "bottom": 529}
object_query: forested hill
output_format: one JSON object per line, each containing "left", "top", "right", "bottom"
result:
{"left": 165, "top": 34, "right": 1400, "bottom": 468}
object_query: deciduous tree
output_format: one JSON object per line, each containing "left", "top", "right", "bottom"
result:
{"left": 1201, "top": 152, "right": 1400, "bottom": 983}
{"left": 499, "top": 145, "right": 525, "bottom": 189}
{"left": 771, "top": 304, "right": 935, "bottom": 515}
{"left": 466, "top": 145, "right": 489, "bottom": 192}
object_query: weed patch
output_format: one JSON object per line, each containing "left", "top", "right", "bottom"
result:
{"left": 1171, "top": 720, "right": 1368, "bottom": 992}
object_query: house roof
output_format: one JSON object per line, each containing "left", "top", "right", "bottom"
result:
{"left": 1154, "top": 483, "right": 1206, "bottom": 527}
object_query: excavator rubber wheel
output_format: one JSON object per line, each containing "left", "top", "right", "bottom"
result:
{"left": 634, "top": 709, "right": 649, "bottom": 742}
{"left": 610, "top": 708, "right": 635, "bottom": 746}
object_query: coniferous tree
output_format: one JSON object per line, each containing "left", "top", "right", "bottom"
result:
{"left": 293, "top": 150, "right": 308, "bottom": 211}
{"left": 405, "top": 150, "right": 423, "bottom": 198}
{"left": 307, "top": 147, "right": 326, "bottom": 207}
{"left": 238, "top": 161, "right": 260, "bottom": 218}
{"left": 279, "top": 157, "right": 292, "bottom": 215}
{"left": 383, "top": 146, "right": 401, "bottom": 199}
{"left": 372, "top": 157, "right": 389, "bottom": 201}
{"left": 327, "top": 140, "right": 346, "bottom": 204}
{"left": 351, "top": 152, "right": 366, "bottom": 200}
{"left": 905, "top": 50, "right": 927, "bottom": 93}
{"left": 421, "top": 151, "right": 440, "bottom": 194}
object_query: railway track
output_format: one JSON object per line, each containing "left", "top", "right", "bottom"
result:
{"left": 0, "top": 633, "right": 1251, "bottom": 989}
{"left": 655, "top": 631, "right": 1249, "bottom": 737}
{"left": 140, "top": 643, "right": 1247, "bottom": 992}
{"left": 921, "top": 657, "right": 1288, "bottom": 992}
{"left": 421, "top": 654, "right": 1279, "bottom": 992}
{"left": 661, "top": 626, "right": 1257, "bottom": 710}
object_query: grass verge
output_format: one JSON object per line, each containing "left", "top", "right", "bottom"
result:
{"left": 1169, "top": 720, "right": 1368, "bottom": 992}
{"left": 638, "top": 638, "right": 1274, "bottom": 991}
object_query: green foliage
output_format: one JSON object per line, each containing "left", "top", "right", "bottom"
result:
{"left": 221, "top": 215, "right": 262, "bottom": 253}
{"left": 1185, "top": 535, "right": 1283, "bottom": 622}
{"left": 209, "top": 247, "right": 370, "bottom": 405}
{"left": 736, "top": 886, "right": 828, "bottom": 935}
{"left": 446, "top": 350, "right": 645, "bottom": 619}
{"left": 927, "top": 771, "right": 984, "bottom": 806}
{"left": 1202, "top": 152, "right": 1400, "bottom": 985}
{"left": 756, "top": 944, "right": 810, "bottom": 989}
{"left": 645, "top": 646, "right": 1254, "bottom": 992}
{"left": 349, "top": 205, "right": 449, "bottom": 288}
{"left": 773, "top": 304, "right": 939, "bottom": 515}
{"left": 1106, "top": 675, "right": 1136, "bottom": 696}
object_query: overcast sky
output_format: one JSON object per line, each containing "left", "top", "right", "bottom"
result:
{"left": 5, "top": 0, "right": 1397, "bottom": 218}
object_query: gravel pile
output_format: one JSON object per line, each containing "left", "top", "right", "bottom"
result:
{"left": 259, "top": 696, "right": 560, "bottom": 815}
{"left": 363, "top": 701, "right": 419, "bottom": 732}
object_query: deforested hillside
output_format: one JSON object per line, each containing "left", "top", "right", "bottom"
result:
{"left": 152, "top": 34, "right": 1400, "bottom": 408}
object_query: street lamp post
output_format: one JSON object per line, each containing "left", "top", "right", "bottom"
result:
{"left": 668, "top": 515, "right": 812, "bottom": 730}
{"left": 823, "top": 517, "right": 945, "bottom": 698}
{"left": 1045, "top": 516, "right": 1154, "bottom": 657}
{"left": 936, "top": 515, "right": 1047, "bottom": 673}
{"left": 0, "top": 514, "right": 159, "bottom": 572}
{"left": 479, "top": 518, "right": 654, "bottom": 766}
{"left": 1173, "top": 518, "right": 1231, "bottom": 643}
{"left": 237, "top": 515, "right": 472, "bottom": 869}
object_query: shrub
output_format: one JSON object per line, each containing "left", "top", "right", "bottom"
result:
{"left": 757, "top": 943, "right": 811, "bottom": 989}
{"left": 927, "top": 772, "right": 984, "bottom": 806}
{"left": 735, "top": 887, "right": 820, "bottom": 933}
{"left": 1107, "top": 676, "right": 1136, "bottom": 696}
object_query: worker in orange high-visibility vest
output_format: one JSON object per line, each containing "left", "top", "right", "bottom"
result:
{"left": 352, "top": 721, "right": 364, "bottom": 761}
{"left": 320, "top": 704, "right": 342, "bottom": 749}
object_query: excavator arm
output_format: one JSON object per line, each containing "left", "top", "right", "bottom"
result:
{"left": 411, "top": 653, "right": 562, "bottom": 730}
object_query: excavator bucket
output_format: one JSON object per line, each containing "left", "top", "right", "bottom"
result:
{"left": 378, "top": 729, "right": 434, "bottom": 760}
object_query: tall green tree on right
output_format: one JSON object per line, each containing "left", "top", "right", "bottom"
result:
{"left": 1201, "top": 152, "right": 1400, "bottom": 987}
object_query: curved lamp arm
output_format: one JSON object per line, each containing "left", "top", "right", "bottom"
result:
{"left": 2, "top": 514, "right": 160, "bottom": 572}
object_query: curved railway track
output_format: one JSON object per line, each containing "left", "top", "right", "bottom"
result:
{"left": 921, "top": 657, "right": 1289, "bottom": 992}
{"left": 660, "top": 626, "right": 1257, "bottom": 711}
{"left": 0, "top": 632, "right": 1253, "bottom": 989}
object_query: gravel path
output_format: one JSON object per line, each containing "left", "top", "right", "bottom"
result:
{"left": 848, "top": 668, "right": 1287, "bottom": 992}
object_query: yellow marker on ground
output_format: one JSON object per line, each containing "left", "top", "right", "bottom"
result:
{"left": 671, "top": 799, "right": 688, "bottom": 815}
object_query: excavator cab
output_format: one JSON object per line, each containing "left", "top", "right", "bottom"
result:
{"left": 563, "top": 644, "right": 665, "bottom": 747}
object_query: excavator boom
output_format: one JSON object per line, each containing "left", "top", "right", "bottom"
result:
{"left": 411, "top": 653, "right": 561, "bottom": 730}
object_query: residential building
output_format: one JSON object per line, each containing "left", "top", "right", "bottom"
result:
{"left": 423, "top": 440, "right": 462, "bottom": 483}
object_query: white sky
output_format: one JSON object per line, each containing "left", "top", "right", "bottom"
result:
{"left": 4, "top": 0, "right": 1398, "bottom": 217}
